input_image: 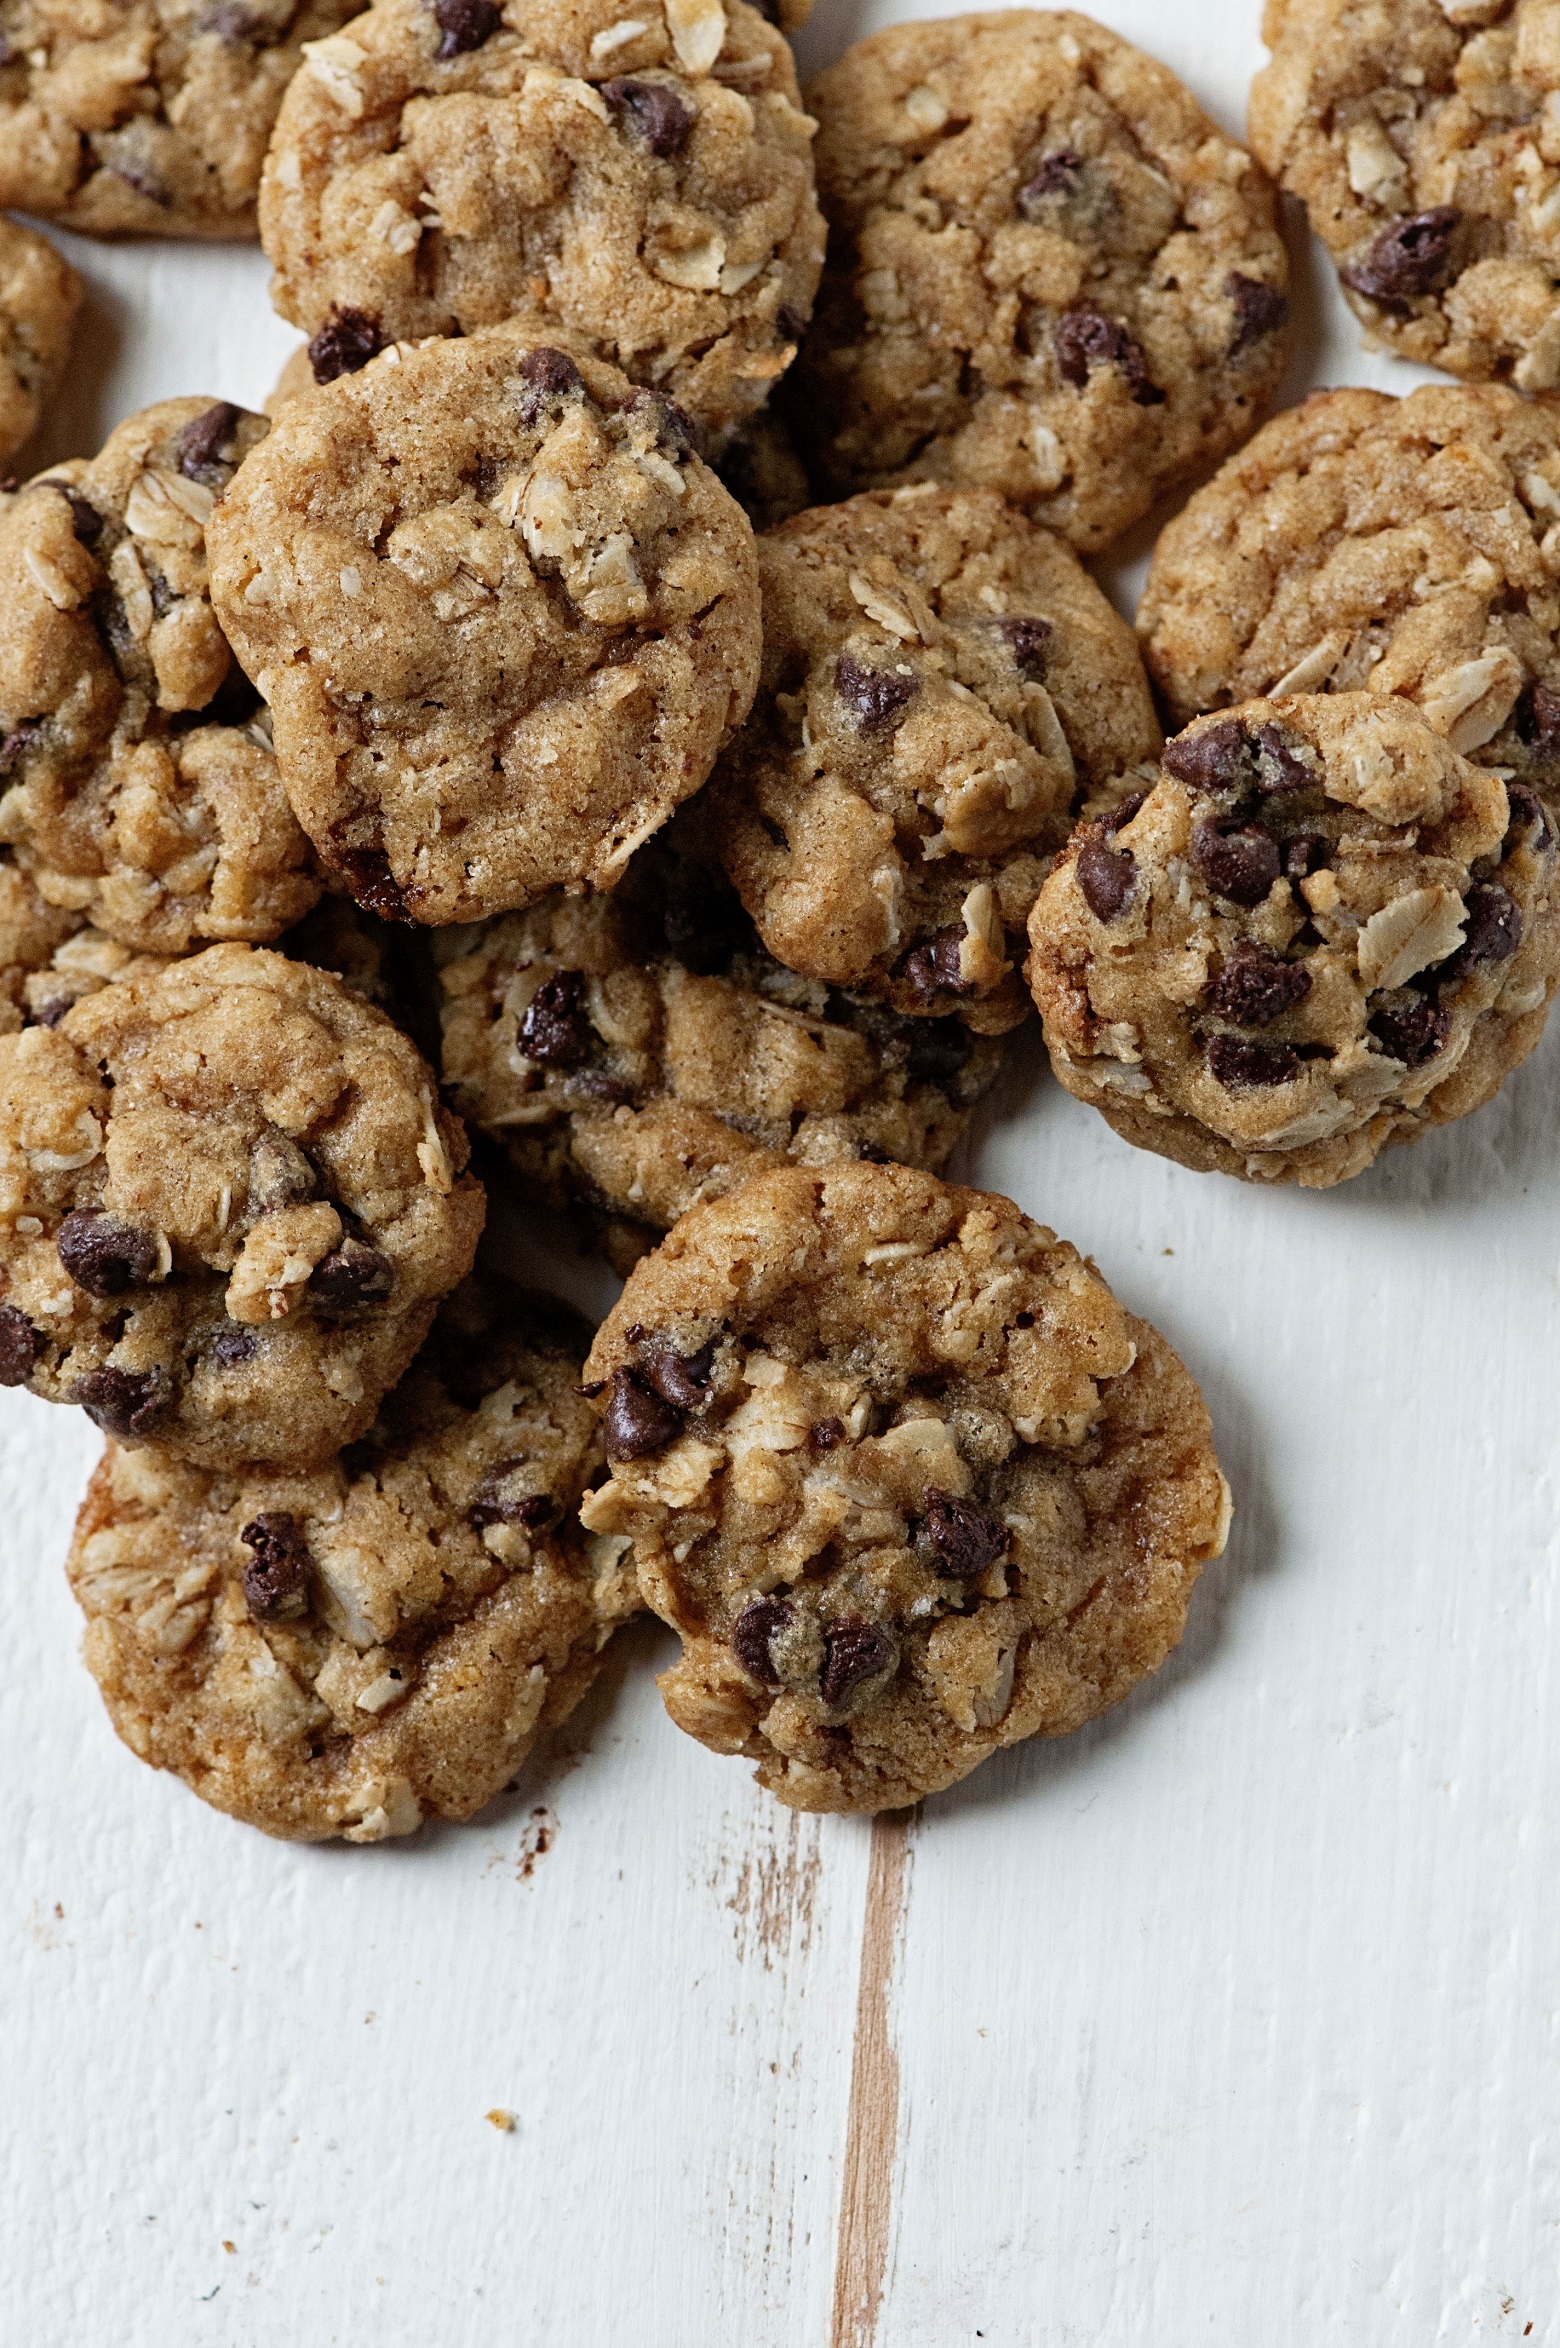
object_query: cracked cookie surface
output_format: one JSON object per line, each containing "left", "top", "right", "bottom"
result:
{"left": 709, "top": 484, "right": 1161, "bottom": 1031}
{"left": 579, "top": 1160, "right": 1230, "bottom": 1814}
{"left": 68, "top": 1279, "right": 638, "bottom": 1842}
{"left": 1026, "top": 692, "right": 1560, "bottom": 1186}
{"left": 787, "top": 10, "right": 1290, "bottom": 551}
{"left": 0, "top": 398, "right": 322, "bottom": 956}
{"left": 207, "top": 324, "right": 762, "bottom": 926}
{"left": 0, "top": 941, "right": 483, "bottom": 1467}
{"left": 259, "top": 0, "right": 825, "bottom": 436}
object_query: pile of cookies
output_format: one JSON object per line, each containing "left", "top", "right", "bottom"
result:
{"left": 2, "top": 0, "right": 1555, "bottom": 1832}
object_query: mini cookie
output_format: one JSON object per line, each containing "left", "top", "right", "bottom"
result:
{"left": 709, "top": 484, "right": 1161, "bottom": 1031}
{"left": 1139, "top": 385, "right": 1560, "bottom": 813}
{"left": 0, "top": 942, "right": 484, "bottom": 1467}
{"left": 787, "top": 11, "right": 1290, "bottom": 552}
{"left": 259, "top": 0, "right": 825, "bottom": 436}
{"left": 435, "top": 819, "right": 1005, "bottom": 1269}
{"left": 0, "top": 399, "right": 322, "bottom": 955}
{"left": 207, "top": 325, "right": 762, "bottom": 925}
{"left": 1250, "top": 0, "right": 1560, "bottom": 387}
{"left": 0, "top": 0, "right": 362, "bottom": 236}
{"left": 1026, "top": 693, "right": 1560, "bottom": 1186}
{"left": 578, "top": 1161, "right": 1230, "bottom": 1814}
{"left": 68, "top": 1280, "right": 638, "bottom": 1842}
{"left": 0, "top": 216, "right": 79, "bottom": 467}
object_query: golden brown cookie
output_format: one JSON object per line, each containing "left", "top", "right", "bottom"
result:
{"left": 0, "top": 215, "right": 79, "bottom": 466}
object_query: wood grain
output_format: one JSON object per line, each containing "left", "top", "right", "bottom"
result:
{"left": 830, "top": 1811, "right": 915, "bottom": 2348}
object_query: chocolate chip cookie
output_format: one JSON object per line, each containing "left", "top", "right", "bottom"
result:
{"left": 0, "top": 399, "right": 322, "bottom": 957}
{"left": 787, "top": 11, "right": 1290, "bottom": 551}
{"left": 207, "top": 325, "right": 762, "bottom": 926}
{"left": 709, "top": 484, "right": 1161, "bottom": 1032}
{"left": 578, "top": 1160, "right": 1230, "bottom": 1813}
{"left": 259, "top": 0, "right": 825, "bottom": 436}
{"left": 1250, "top": 0, "right": 1560, "bottom": 386}
{"left": 0, "top": 942, "right": 483, "bottom": 1466}
{"left": 434, "top": 816, "right": 1004, "bottom": 1270}
{"left": 1026, "top": 693, "right": 1560, "bottom": 1186}
{"left": 0, "top": 0, "right": 362, "bottom": 235}
{"left": 68, "top": 1279, "right": 638, "bottom": 1841}
{"left": 0, "top": 216, "right": 79, "bottom": 467}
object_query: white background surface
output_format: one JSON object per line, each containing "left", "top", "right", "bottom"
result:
{"left": 3, "top": 3, "right": 1557, "bottom": 2342}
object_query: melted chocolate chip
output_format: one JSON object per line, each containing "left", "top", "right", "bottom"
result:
{"left": 1342, "top": 208, "right": 1460, "bottom": 303}
{"left": 469, "top": 1462, "right": 554, "bottom": 1529}
{"left": 517, "top": 344, "right": 587, "bottom": 427}
{"left": 56, "top": 1211, "right": 157, "bottom": 1298}
{"left": 1207, "top": 941, "right": 1312, "bottom": 1026}
{"left": 1520, "top": 681, "right": 1560, "bottom": 759}
{"left": 432, "top": 0, "right": 501, "bottom": 57}
{"left": 1017, "top": 148, "right": 1083, "bottom": 213}
{"left": 899, "top": 925, "right": 974, "bottom": 1003}
{"left": 109, "top": 158, "right": 171, "bottom": 207}
{"left": 1162, "top": 716, "right": 1248, "bottom": 795}
{"left": 1251, "top": 723, "right": 1312, "bottom": 795}
{"left": 0, "top": 1303, "right": 39, "bottom": 1385}
{"left": 176, "top": 401, "right": 240, "bottom": 481}
{"left": 809, "top": 1416, "right": 846, "bottom": 1450}
{"left": 820, "top": 1616, "right": 896, "bottom": 1710}
{"left": 38, "top": 479, "right": 102, "bottom": 545}
{"left": 1053, "top": 304, "right": 1163, "bottom": 404}
{"left": 209, "top": 1324, "right": 257, "bottom": 1366}
{"left": 622, "top": 386, "right": 703, "bottom": 458}
{"left": 29, "top": 996, "right": 70, "bottom": 1028}
{"left": 0, "top": 718, "right": 42, "bottom": 774}
{"left": 1439, "top": 883, "right": 1522, "bottom": 980}
{"left": 307, "top": 306, "right": 383, "bottom": 384}
{"left": 1283, "top": 832, "right": 1330, "bottom": 883}
{"left": 1193, "top": 819, "right": 1280, "bottom": 907}
{"left": 1227, "top": 273, "right": 1289, "bottom": 356}
{"left": 248, "top": 1127, "right": 317, "bottom": 1215}
{"left": 1076, "top": 830, "right": 1136, "bottom": 922}
{"left": 1205, "top": 1034, "right": 1302, "bottom": 1090}
{"left": 71, "top": 1365, "right": 167, "bottom": 1439}
{"left": 330, "top": 845, "right": 411, "bottom": 921}
{"left": 900, "top": 1015, "right": 972, "bottom": 1085}
{"left": 519, "top": 970, "right": 594, "bottom": 1068}
{"left": 731, "top": 1595, "right": 792, "bottom": 1686}
{"left": 919, "top": 1487, "right": 1007, "bottom": 1580}
{"left": 1505, "top": 779, "right": 1554, "bottom": 853}
{"left": 1101, "top": 790, "right": 1148, "bottom": 835}
{"left": 995, "top": 614, "right": 1053, "bottom": 680}
{"left": 602, "top": 76, "right": 697, "bottom": 157}
{"left": 239, "top": 1511, "right": 311, "bottom": 1621}
{"left": 602, "top": 1366, "right": 683, "bottom": 1461}
{"left": 835, "top": 652, "right": 919, "bottom": 733}
{"left": 310, "top": 1242, "right": 394, "bottom": 1312}
{"left": 1369, "top": 998, "right": 1451, "bottom": 1068}
{"left": 638, "top": 1338, "right": 715, "bottom": 1412}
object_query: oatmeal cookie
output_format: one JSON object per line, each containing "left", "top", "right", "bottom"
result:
{"left": 1026, "top": 693, "right": 1560, "bottom": 1186}
{"left": 710, "top": 484, "right": 1160, "bottom": 1032}
{"left": 0, "top": 399, "right": 322, "bottom": 956}
{"left": 207, "top": 324, "right": 762, "bottom": 926}
{"left": 68, "top": 1279, "right": 638, "bottom": 1842}
{"left": 259, "top": 0, "right": 825, "bottom": 436}
{"left": 0, "top": 216, "right": 79, "bottom": 467}
{"left": 786, "top": 11, "right": 1290, "bottom": 552}
{"left": 0, "top": 941, "right": 483, "bottom": 1467}
{"left": 578, "top": 1160, "right": 1230, "bottom": 1814}
{"left": 0, "top": 852, "right": 85, "bottom": 1029}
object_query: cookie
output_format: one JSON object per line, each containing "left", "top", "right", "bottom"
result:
{"left": 709, "top": 484, "right": 1161, "bottom": 1033}
{"left": 1250, "top": 0, "right": 1560, "bottom": 386}
{"left": 0, "top": 399, "right": 322, "bottom": 956}
{"left": 68, "top": 1280, "right": 638, "bottom": 1842}
{"left": 258, "top": 0, "right": 825, "bottom": 436}
{"left": 434, "top": 816, "right": 1005, "bottom": 1270}
{"left": 1138, "top": 385, "right": 1560, "bottom": 816}
{"left": 786, "top": 11, "right": 1290, "bottom": 552}
{"left": 0, "top": 941, "right": 484, "bottom": 1467}
{"left": 0, "top": 216, "right": 79, "bottom": 467}
{"left": 0, "top": 0, "right": 363, "bottom": 236}
{"left": 1025, "top": 693, "right": 1560, "bottom": 1186}
{"left": 0, "top": 852, "right": 85, "bottom": 1030}
{"left": 207, "top": 324, "right": 763, "bottom": 926}
{"left": 577, "top": 1160, "right": 1230, "bottom": 1814}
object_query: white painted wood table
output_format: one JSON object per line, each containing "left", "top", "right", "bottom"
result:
{"left": 4, "top": 5, "right": 1558, "bottom": 2340}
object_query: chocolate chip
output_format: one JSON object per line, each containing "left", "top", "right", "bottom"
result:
{"left": 176, "top": 401, "right": 240, "bottom": 481}
{"left": 0, "top": 717, "right": 42, "bottom": 773}
{"left": 1101, "top": 790, "right": 1148, "bottom": 834}
{"left": 109, "top": 158, "right": 171, "bottom": 206}
{"left": 329, "top": 844, "right": 411, "bottom": 921}
{"left": 519, "top": 970, "right": 594, "bottom": 1068}
{"left": 638, "top": 1337, "right": 715, "bottom": 1412}
{"left": 310, "top": 1242, "right": 394, "bottom": 1312}
{"left": 56, "top": 1211, "right": 157, "bottom": 1298}
{"left": 1520, "top": 681, "right": 1560, "bottom": 759}
{"left": 307, "top": 306, "right": 383, "bottom": 384}
{"left": 1076, "top": 830, "right": 1136, "bottom": 922}
{"left": 71, "top": 1366, "right": 167, "bottom": 1439}
{"left": 994, "top": 614, "right": 1052, "bottom": 681}
{"left": 37, "top": 479, "right": 102, "bottom": 545}
{"left": 0, "top": 1304, "right": 39, "bottom": 1385}
{"left": 432, "top": 0, "right": 501, "bottom": 57}
{"left": 1017, "top": 148, "right": 1083, "bottom": 213}
{"left": 1162, "top": 716, "right": 1248, "bottom": 795}
{"left": 1193, "top": 819, "right": 1280, "bottom": 906}
{"left": 1505, "top": 780, "right": 1554, "bottom": 854}
{"left": 517, "top": 344, "right": 586, "bottom": 428}
{"left": 602, "top": 77, "right": 696, "bottom": 157}
{"left": 29, "top": 996, "right": 69, "bottom": 1028}
{"left": 1205, "top": 1034, "right": 1302, "bottom": 1089}
{"left": 248, "top": 1127, "right": 317, "bottom": 1215}
{"left": 1439, "top": 883, "right": 1522, "bottom": 981}
{"left": 209, "top": 1324, "right": 257, "bottom": 1366}
{"left": 899, "top": 925, "right": 974, "bottom": 1002}
{"left": 899, "top": 1014, "right": 972, "bottom": 1085}
{"left": 622, "top": 386, "right": 703, "bottom": 458}
{"left": 820, "top": 1616, "right": 896, "bottom": 1710}
{"left": 731, "top": 1595, "right": 792, "bottom": 1686}
{"left": 1251, "top": 723, "right": 1313, "bottom": 795}
{"left": 1342, "top": 208, "right": 1460, "bottom": 303}
{"left": 1207, "top": 941, "right": 1312, "bottom": 1026}
{"left": 1227, "top": 273, "right": 1289, "bottom": 356}
{"left": 1053, "top": 304, "right": 1163, "bottom": 405}
{"left": 810, "top": 1416, "right": 846, "bottom": 1449}
{"left": 1369, "top": 999, "right": 1451, "bottom": 1067}
{"left": 835, "top": 652, "right": 919, "bottom": 733}
{"left": 602, "top": 1366, "right": 684, "bottom": 1461}
{"left": 918, "top": 1487, "right": 1007, "bottom": 1580}
{"left": 196, "top": 3, "right": 259, "bottom": 38}
{"left": 240, "top": 1512, "right": 311, "bottom": 1621}
{"left": 469, "top": 1462, "right": 554, "bottom": 1529}
{"left": 1283, "top": 832, "right": 1330, "bottom": 882}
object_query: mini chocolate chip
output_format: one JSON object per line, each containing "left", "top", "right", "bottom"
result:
{"left": 919, "top": 1487, "right": 1007, "bottom": 1580}
{"left": 1227, "top": 273, "right": 1289, "bottom": 356}
{"left": 310, "top": 1242, "right": 394, "bottom": 1312}
{"left": 0, "top": 717, "right": 42, "bottom": 774}
{"left": 622, "top": 385, "right": 704, "bottom": 458}
{"left": 517, "top": 344, "right": 586, "bottom": 427}
{"left": 1101, "top": 790, "right": 1148, "bottom": 835}
{"left": 329, "top": 844, "right": 411, "bottom": 921}
{"left": 109, "top": 158, "right": 171, "bottom": 206}
{"left": 307, "top": 306, "right": 383, "bottom": 383}
{"left": 1369, "top": 999, "right": 1451, "bottom": 1067}
{"left": 37, "top": 479, "right": 102, "bottom": 545}
{"left": 209, "top": 1323, "right": 257, "bottom": 1366}
{"left": 900, "top": 1015, "right": 972, "bottom": 1085}
{"left": 638, "top": 1338, "right": 715, "bottom": 1412}
{"left": 1162, "top": 716, "right": 1249, "bottom": 795}
{"left": 1283, "top": 832, "right": 1330, "bottom": 882}
{"left": 519, "top": 970, "right": 594, "bottom": 1068}
{"left": 240, "top": 1511, "right": 311, "bottom": 1621}
{"left": 731, "top": 1595, "right": 792, "bottom": 1687}
{"left": 820, "top": 1616, "right": 896, "bottom": 1710}
{"left": 1076, "top": 830, "right": 1136, "bottom": 922}
{"left": 71, "top": 1365, "right": 167, "bottom": 1439}
{"left": 602, "top": 1366, "right": 684, "bottom": 1461}
{"left": 176, "top": 401, "right": 239, "bottom": 480}
{"left": 57, "top": 1211, "right": 157, "bottom": 1298}
{"left": 1342, "top": 208, "right": 1460, "bottom": 303}
{"left": 899, "top": 925, "right": 974, "bottom": 1002}
{"left": 1017, "top": 148, "right": 1082, "bottom": 213}
{"left": 1205, "top": 1034, "right": 1302, "bottom": 1089}
{"left": 1193, "top": 819, "right": 1280, "bottom": 906}
{"left": 602, "top": 76, "right": 696, "bottom": 157}
{"left": 995, "top": 615, "right": 1053, "bottom": 680}
{"left": 469, "top": 1462, "right": 554, "bottom": 1529}
{"left": 432, "top": 0, "right": 501, "bottom": 57}
{"left": 1053, "top": 304, "right": 1163, "bottom": 404}
{"left": 1207, "top": 940, "right": 1313, "bottom": 1026}
{"left": 28, "top": 997, "right": 69, "bottom": 1031}
{"left": 1439, "top": 883, "right": 1523, "bottom": 980}
{"left": 0, "top": 1303, "right": 39, "bottom": 1385}
{"left": 197, "top": 2, "right": 258, "bottom": 37}
{"left": 810, "top": 1416, "right": 846, "bottom": 1449}
{"left": 835, "top": 652, "right": 919, "bottom": 733}
{"left": 1251, "top": 723, "right": 1313, "bottom": 795}
{"left": 1521, "top": 681, "right": 1560, "bottom": 758}
{"left": 1504, "top": 780, "right": 1554, "bottom": 854}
